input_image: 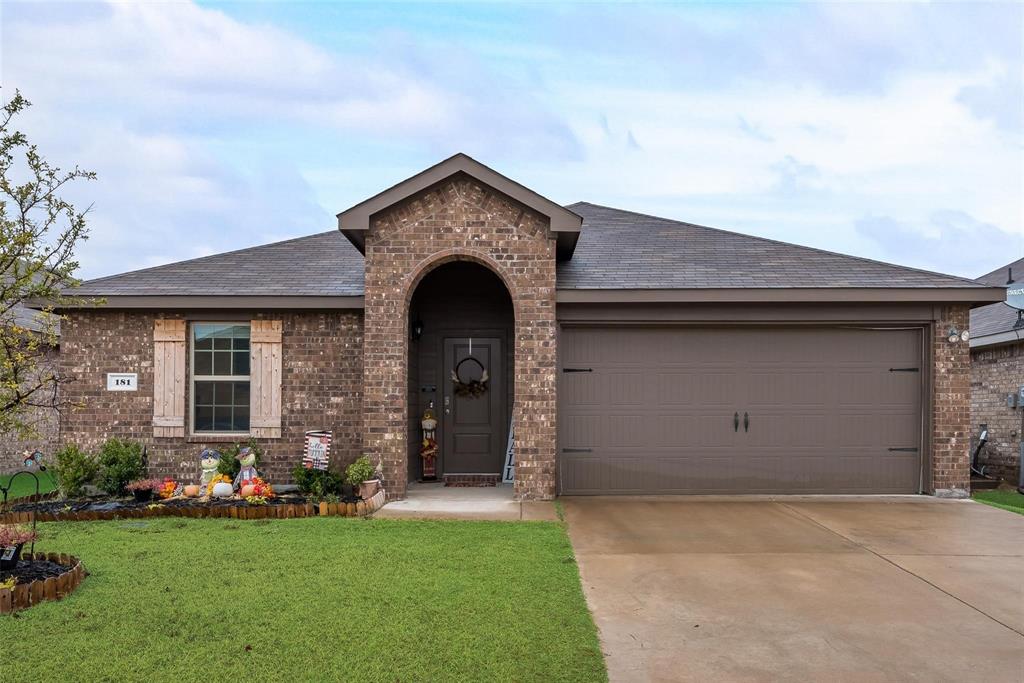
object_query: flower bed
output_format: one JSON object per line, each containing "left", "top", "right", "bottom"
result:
{"left": 0, "top": 552, "right": 86, "bottom": 613}
{"left": 1, "top": 489, "right": 387, "bottom": 524}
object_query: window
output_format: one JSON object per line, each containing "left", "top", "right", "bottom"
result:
{"left": 192, "top": 323, "right": 250, "bottom": 433}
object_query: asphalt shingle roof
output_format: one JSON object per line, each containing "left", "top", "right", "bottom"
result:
{"left": 73, "top": 202, "right": 992, "bottom": 298}
{"left": 970, "top": 258, "right": 1023, "bottom": 339}
{"left": 73, "top": 231, "right": 364, "bottom": 297}
{"left": 557, "top": 203, "right": 990, "bottom": 290}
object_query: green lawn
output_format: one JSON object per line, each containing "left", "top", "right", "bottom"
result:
{"left": 0, "top": 471, "right": 57, "bottom": 501}
{"left": 0, "top": 517, "right": 606, "bottom": 682}
{"left": 973, "top": 489, "right": 1024, "bottom": 515}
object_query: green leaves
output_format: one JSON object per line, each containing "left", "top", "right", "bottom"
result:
{"left": 0, "top": 89, "right": 97, "bottom": 439}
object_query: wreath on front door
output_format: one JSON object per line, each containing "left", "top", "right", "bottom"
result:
{"left": 451, "top": 356, "right": 489, "bottom": 398}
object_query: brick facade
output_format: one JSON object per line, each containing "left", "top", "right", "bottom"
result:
{"left": 58, "top": 310, "right": 363, "bottom": 483}
{"left": 971, "top": 341, "right": 1023, "bottom": 483}
{"left": 361, "top": 175, "right": 558, "bottom": 500}
{"left": 931, "top": 305, "right": 972, "bottom": 495}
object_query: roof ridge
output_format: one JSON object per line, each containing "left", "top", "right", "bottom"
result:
{"left": 79, "top": 230, "right": 343, "bottom": 286}
{"left": 570, "top": 202, "right": 988, "bottom": 288}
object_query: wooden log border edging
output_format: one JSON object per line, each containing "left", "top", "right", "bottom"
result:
{"left": 0, "top": 552, "right": 86, "bottom": 614}
{"left": 0, "top": 489, "right": 388, "bottom": 525}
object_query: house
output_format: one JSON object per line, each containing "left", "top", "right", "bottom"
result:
{"left": 53, "top": 154, "right": 1004, "bottom": 499}
{"left": 970, "top": 257, "right": 1024, "bottom": 484}
{"left": 0, "top": 298, "right": 60, "bottom": 473}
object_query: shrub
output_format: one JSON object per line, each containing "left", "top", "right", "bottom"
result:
{"left": 291, "top": 465, "right": 343, "bottom": 498}
{"left": 218, "top": 438, "right": 263, "bottom": 480}
{"left": 96, "top": 438, "right": 146, "bottom": 496}
{"left": 53, "top": 444, "right": 98, "bottom": 498}
{"left": 344, "top": 456, "right": 376, "bottom": 486}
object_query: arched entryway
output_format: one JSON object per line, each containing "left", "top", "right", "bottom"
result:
{"left": 407, "top": 260, "right": 514, "bottom": 484}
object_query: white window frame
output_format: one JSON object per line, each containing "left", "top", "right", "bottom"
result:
{"left": 190, "top": 322, "right": 251, "bottom": 436}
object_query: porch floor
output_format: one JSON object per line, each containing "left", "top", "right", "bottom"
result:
{"left": 374, "top": 482, "right": 558, "bottom": 521}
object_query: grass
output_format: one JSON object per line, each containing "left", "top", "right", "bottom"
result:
{"left": 0, "top": 517, "right": 606, "bottom": 682}
{"left": 972, "top": 489, "right": 1024, "bottom": 515}
{"left": 0, "top": 471, "right": 57, "bottom": 501}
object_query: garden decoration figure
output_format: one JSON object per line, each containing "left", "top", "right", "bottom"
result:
{"left": 199, "top": 449, "right": 221, "bottom": 488}
{"left": 234, "top": 447, "right": 259, "bottom": 490}
{"left": 420, "top": 403, "right": 438, "bottom": 481}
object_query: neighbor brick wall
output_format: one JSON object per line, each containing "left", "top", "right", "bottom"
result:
{"left": 971, "top": 341, "right": 1023, "bottom": 483}
{"left": 58, "top": 310, "right": 363, "bottom": 483}
{"left": 0, "top": 345, "right": 60, "bottom": 474}
{"left": 932, "top": 305, "right": 972, "bottom": 494}
{"left": 362, "top": 174, "right": 558, "bottom": 500}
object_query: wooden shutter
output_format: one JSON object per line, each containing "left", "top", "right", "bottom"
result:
{"left": 250, "top": 320, "right": 282, "bottom": 438}
{"left": 153, "top": 319, "right": 186, "bottom": 438}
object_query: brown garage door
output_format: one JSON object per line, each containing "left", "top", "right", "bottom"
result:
{"left": 559, "top": 326, "right": 923, "bottom": 495}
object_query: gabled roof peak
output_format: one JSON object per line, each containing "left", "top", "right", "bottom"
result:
{"left": 336, "top": 153, "right": 582, "bottom": 260}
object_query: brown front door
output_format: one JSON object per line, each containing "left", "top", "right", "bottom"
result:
{"left": 442, "top": 337, "right": 504, "bottom": 474}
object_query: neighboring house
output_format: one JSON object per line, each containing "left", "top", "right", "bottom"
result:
{"left": 50, "top": 154, "right": 1003, "bottom": 499}
{"left": 970, "top": 257, "right": 1024, "bottom": 484}
{"left": 0, "top": 299, "right": 60, "bottom": 473}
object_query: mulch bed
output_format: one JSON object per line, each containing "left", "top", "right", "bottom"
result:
{"left": 1, "top": 489, "right": 388, "bottom": 523}
{"left": 0, "top": 553, "right": 86, "bottom": 613}
{"left": 1, "top": 558, "right": 66, "bottom": 585}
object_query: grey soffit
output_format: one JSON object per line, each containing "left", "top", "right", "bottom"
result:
{"left": 970, "top": 257, "right": 1024, "bottom": 347}
{"left": 336, "top": 153, "right": 583, "bottom": 260}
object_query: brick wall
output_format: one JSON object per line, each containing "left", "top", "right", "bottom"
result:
{"left": 932, "top": 305, "right": 972, "bottom": 495}
{"left": 0, "top": 345, "right": 60, "bottom": 474}
{"left": 362, "top": 174, "right": 558, "bottom": 500}
{"left": 58, "top": 310, "right": 363, "bottom": 483}
{"left": 971, "top": 342, "right": 1023, "bottom": 483}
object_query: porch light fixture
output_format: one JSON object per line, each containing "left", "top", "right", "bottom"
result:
{"left": 411, "top": 318, "right": 424, "bottom": 341}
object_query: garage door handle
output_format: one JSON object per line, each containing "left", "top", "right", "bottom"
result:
{"left": 744, "top": 412, "right": 749, "bottom": 432}
{"left": 734, "top": 412, "right": 739, "bottom": 432}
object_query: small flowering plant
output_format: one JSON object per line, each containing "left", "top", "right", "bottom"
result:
{"left": 249, "top": 477, "right": 275, "bottom": 499}
{"left": 158, "top": 478, "right": 178, "bottom": 499}
{"left": 126, "top": 479, "right": 162, "bottom": 493}
{"left": 0, "top": 524, "right": 38, "bottom": 548}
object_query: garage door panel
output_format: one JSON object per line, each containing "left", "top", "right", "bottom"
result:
{"left": 560, "top": 327, "right": 922, "bottom": 495}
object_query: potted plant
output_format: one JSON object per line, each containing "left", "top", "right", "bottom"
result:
{"left": 126, "top": 478, "right": 162, "bottom": 502}
{"left": 345, "top": 456, "right": 380, "bottom": 500}
{"left": 0, "top": 524, "right": 38, "bottom": 570}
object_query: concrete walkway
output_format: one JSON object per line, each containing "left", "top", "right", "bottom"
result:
{"left": 373, "top": 482, "right": 558, "bottom": 521}
{"left": 563, "top": 496, "right": 1024, "bottom": 682}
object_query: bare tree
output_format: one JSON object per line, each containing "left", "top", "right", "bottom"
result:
{"left": 1, "top": 90, "right": 96, "bottom": 439}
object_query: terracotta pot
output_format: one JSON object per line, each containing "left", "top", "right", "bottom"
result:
{"left": 239, "top": 484, "right": 256, "bottom": 498}
{"left": 211, "top": 482, "right": 233, "bottom": 498}
{"left": 183, "top": 485, "right": 201, "bottom": 498}
{"left": 359, "top": 479, "right": 380, "bottom": 500}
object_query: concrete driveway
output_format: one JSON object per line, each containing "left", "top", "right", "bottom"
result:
{"left": 562, "top": 497, "right": 1024, "bottom": 682}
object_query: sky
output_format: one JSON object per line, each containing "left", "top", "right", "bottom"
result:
{"left": 1, "top": 1, "right": 1021, "bottom": 281}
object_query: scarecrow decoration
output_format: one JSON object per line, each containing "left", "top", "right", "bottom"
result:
{"left": 199, "top": 449, "right": 221, "bottom": 488}
{"left": 234, "top": 447, "right": 260, "bottom": 490}
{"left": 420, "top": 403, "right": 438, "bottom": 481}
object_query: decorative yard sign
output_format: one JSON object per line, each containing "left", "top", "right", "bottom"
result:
{"left": 502, "top": 420, "right": 515, "bottom": 483}
{"left": 303, "top": 430, "right": 332, "bottom": 470}
{"left": 106, "top": 373, "right": 138, "bottom": 391}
